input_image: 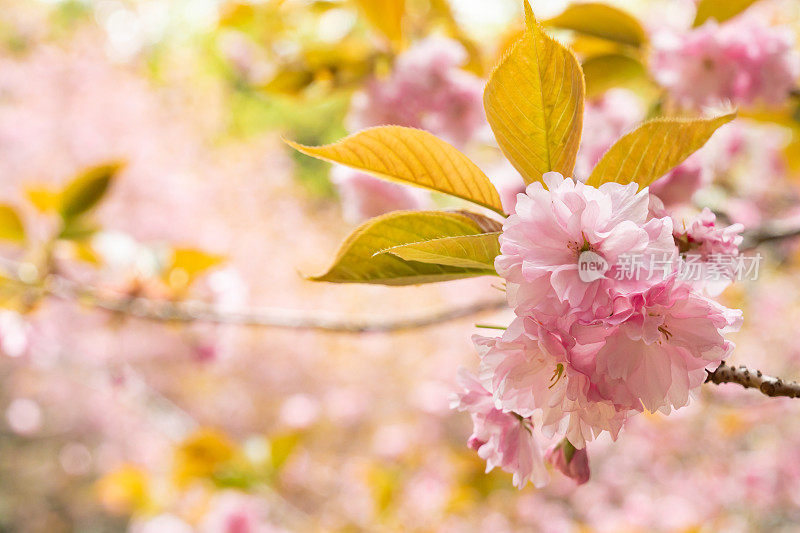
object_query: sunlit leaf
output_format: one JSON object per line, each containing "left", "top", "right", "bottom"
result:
{"left": 0, "top": 204, "right": 25, "bottom": 243}
{"left": 310, "top": 211, "right": 499, "bottom": 285}
{"left": 60, "top": 162, "right": 123, "bottom": 220}
{"left": 287, "top": 126, "right": 505, "bottom": 215}
{"left": 165, "top": 248, "right": 226, "bottom": 290}
{"left": 25, "top": 186, "right": 61, "bottom": 213}
{"left": 380, "top": 232, "right": 501, "bottom": 270}
{"left": 58, "top": 217, "right": 99, "bottom": 241}
{"left": 545, "top": 3, "right": 647, "bottom": 47}
{"left": 586, "top": 112, "right": 736, "bottom": 188}
{"left": 693, "top": 0, "right": 761, "bottom": 27}
{"left": 269, "top": 432, "right": 301, "bottom": 471}
{"left": 352, "top": 0, "right": 404, "bottom": 45}
{"left": 484, "top": 0, "right": 585, "bottom": 185}
{"left": 95, "top": 465, "right": 151, "bottom": 515}
{"left": 173, "top": 429, "right": 236, "bottom": 487}
{"left": 582, "top": 54, "right": 648, "bottom": 98}
{"left": 366, "top": 463, "right": 401, "bottom": 513}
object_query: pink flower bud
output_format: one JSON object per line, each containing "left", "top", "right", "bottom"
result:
{"left": 546, "top": 441, "right": 590, "bottom": 485}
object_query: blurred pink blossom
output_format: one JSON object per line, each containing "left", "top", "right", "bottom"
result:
{"left": 336, "top": 37, "right": 485, "bottom": 222}
{"left": 650, "top": 14, "right": 800, "bottom": 108}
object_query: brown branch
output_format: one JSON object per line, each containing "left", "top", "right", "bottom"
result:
{"left": 705, "top": 361, "right": 800, "bottom": 399}
{"left": 740, "top": 224, "right": 800, "bottom": 250}
{"left": 0, "top": 260, "right": 506, "bottom": 333}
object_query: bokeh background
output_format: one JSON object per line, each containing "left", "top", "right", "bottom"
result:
{"left": 3, "top": 0, "right": 800, "bottom": 531}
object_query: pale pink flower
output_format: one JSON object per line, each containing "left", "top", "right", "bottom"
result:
{"left": 650, "top": 155, "right": 711, "bottom": 207}
{"left": 200, "top": 491, "right": 280, "bottom": 533}
{"left": 672, "top": 209, "right": 744, "bottom": 295}
{"left": 475, "top": 317, "right": 632, "bottom": 449}
{"left": 650, "top": 15, "right": 800, "bottom": 108}
{"left": 348, "top": 37, "right": 484, "bottom": 147}
{"left": 496, "top": 172, "right": 677, "bottom": 317}
{"left": 676, "top": 208, "right": 743, "bottom": 259}
{"left": 576, "top": 277, "right": 742, "bottom": 414}
{"left": 450, "top": 368, "right": 550, "bottom": 488}
{"left": 0, "top": 311, "right": 29, "bottom": 358}
{"left": 545, "top": 442, "right": 590, "bottom": 485}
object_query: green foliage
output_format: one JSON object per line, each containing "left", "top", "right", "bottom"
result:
{"left": 59, "top": 162, "right": 122, "bottom": 221}
{"left": 545, "top": 3, "right": 647, "bottom": 47}
{"left": 694, "top": 0, "right": 762, "bottom": 27}
{"left": 582, "top": 54, "right": 649, "bottom": 98}
{"left": 586, "top": 113, "right": 736, "bottom": 189}
{"left": 0, "top": 205, "right": 25, "bottom": 243}
{"left": 288, "top": 126, "right": 505, "bottom": 215}
{"left": 380, "top": 233, "right": 501, "bottom": 271}
{"left": 310, "top": 211, "right": 499, "bottom": 285}
{"left": 294, "top": 0, "right": 742, "bottom": 289}
{"left": 484, "top": 0, "right": 585, "bottom": 185}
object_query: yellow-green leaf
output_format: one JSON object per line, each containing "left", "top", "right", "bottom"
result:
{"left": 286, "top": 126, "right": 505, "bottom": 215}
{"left": 380, "top": 232, "right": 501, "bottom": 270}
{"left": 586, "top": 113, "right": 736, "bottom": 188}
{"left": 60, "top": 162, "right": 123, "bottom": 220}
{"left": 353, "top": 0, "right": 404, "bottom": 45}
{"left": 0, "top": 204, "right": 25, "bottom": 243}
{"left": 545, "top": 3, "right": 647, "bottom": 48}
{"left": 694, "top": 0, "right": 761, "bottom": 27}
{"left": 310, "top": 211, "right": 498, "bottom": 285}
{"left": 582, "top": 54, "right": 648, "bottom": 98}
{"left": 484, "top": 0, "right": 585, "bottom": 185}
{"left": 166, "top": 248, "right": 226, "bottom": 290}
{"left": 26, "top": 186, "right": 61, "bottom": 213}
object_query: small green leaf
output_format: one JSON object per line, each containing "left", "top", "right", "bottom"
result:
{"left": 269, "top": 432, "right": 301, "bottom": 471}
{"left": 586, "top": 112, "right": 736, "bottom": 189}
{"left": 562, "top": 439, "right": 577, "bottom": 463}
{"left": 58, "top": 218, "right": 99, "bottom": 241}
{"left": 310, "top": 211, "right": 498, "bottom": 285}
{"left": 380, "top": 232, "right": 501, "bottom": 271}
{"left": 60, "top": 162, "right": 123, "bottom": 220}
{"left": 693, "top": 0, "right": 761, "bottom": 27}
{"left": 582, "top": 54, "right": 648, "bottom": 98}
{"left": 545, "top": 3, "right": 647, "bottom": 48}
{"left": 0, "top": 204, "right": 25, "bottom": 243}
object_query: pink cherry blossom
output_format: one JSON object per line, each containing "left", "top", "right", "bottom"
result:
{"left": 546, "top": 442, "right": 591, "bottom": 485}
{"left": 450, "top": 368, "right": 550, "bottom": 488}
{"left": 676, "top": 208, "right": 744, "bottom": 259}
{"left": 649, "top": 155, "right": 711, "bottom": 207}
{"left": 475, "top": 317, "right": 632, "bottom": 449}
{"left": 496, "top": 172, "right": 677, "bottom": 317}
{"left": 347, "top": 37, "right": 485, "bottom": 147}
{"left": 577, "top": 277, "right": 742, "bottom": 414}
{"left": 650, "top": 14, "right": 800, "bottom": 109}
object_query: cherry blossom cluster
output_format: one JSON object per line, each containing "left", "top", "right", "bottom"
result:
{"left": 333, "top": 37, "right": 485, "bottom": 222}
{"left": 650, "top": 12, "right": 800, "bottom": 109}
{"left": 454, "top": 173, "right": 744, "bottom": 487}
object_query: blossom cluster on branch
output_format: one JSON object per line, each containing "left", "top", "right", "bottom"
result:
{"left": 454, "top": 174, "right": 745, "bottom": 487}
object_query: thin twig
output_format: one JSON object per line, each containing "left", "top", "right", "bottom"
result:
{"left": 0, "top": 261, "right": 506, "bottom": 333}
{"left": 706, "top": 361, "right": 800, "bottom": 399}
{"left": 740, "top": 224, "right": 800, "bottom": 250}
